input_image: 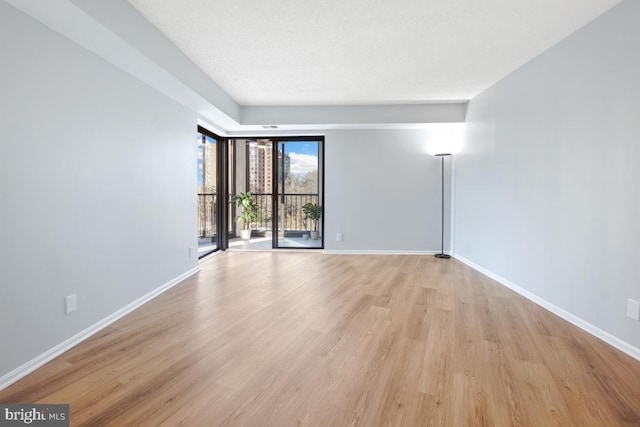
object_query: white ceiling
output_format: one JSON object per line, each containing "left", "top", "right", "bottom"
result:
{"left": 125, "top": 0, "right": 621, "bottom": 107}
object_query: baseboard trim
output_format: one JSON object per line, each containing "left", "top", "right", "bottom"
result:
{"left": 0, "top": 266, "right": 200, "bottom": 391}
{"left": 323, "top": 250, "right": 449, "bottom": 255}
{"left": 452, "top": 253, "right": 640, "bottom": 362}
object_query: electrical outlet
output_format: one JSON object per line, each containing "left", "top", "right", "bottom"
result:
{"left": 336, "top": 233, "right": 343, "bottom": 242}
{"left": 65, "top": 294, "right": 77, "bottom": 314}
{"left": 627, "top": 298, "right": 640, "bottom": 321}
{"left": 189, "top": 247, "right": 195, "bottom": 258}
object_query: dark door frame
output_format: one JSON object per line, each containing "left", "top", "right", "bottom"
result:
{"left": 224, "top": 135, "right": 325, "bottom": 250}
{"left": 197, "top": 126, "right": 229, "bottom": 255}
{"left": 271, "top": 136, "right": 325, "bottom": 250}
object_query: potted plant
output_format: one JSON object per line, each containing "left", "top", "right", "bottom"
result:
{"left": 302, "top": 216, "right": 310, "bottom": 240}
{"left": 302, "top": 202, "right": 322, "bottom": 240}
{"left": 231, "top": 192, "right": 258, "bottom": 240}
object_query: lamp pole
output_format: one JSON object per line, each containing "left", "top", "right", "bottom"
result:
{"left": 435, "top": 153, "right": 451, "bottom": 259}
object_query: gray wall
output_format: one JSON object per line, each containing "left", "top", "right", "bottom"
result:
{"left": 454, "top": 0, "right": 640, "bottom": 350}
{"left": 0, "top": 2, "right": 198, "bottom": 377}
{"left": 324, "top": 129, "right": 451, "bottom": 253}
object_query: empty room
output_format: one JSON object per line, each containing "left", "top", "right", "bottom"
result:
{"left": 1, "top": 0, "right": 639, "bottom": 425}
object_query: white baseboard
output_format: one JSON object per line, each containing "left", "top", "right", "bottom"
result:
{"left": 453, "top": 253, "right": 640, "bottom": 362}
{"left": 0, "top": 266, "right": 200, "bottom": 391}
{"left": 323, "top": 250, "right": 449, "bottom": 255}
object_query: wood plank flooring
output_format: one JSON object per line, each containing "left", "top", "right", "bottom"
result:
{"left": 1, "top": 252, "right": 639, "bottom": 426}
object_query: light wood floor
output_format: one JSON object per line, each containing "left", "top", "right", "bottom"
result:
{"left": 1, "top": 252, "right": 639, "bottom": 426}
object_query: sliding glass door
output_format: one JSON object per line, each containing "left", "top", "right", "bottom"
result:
{"left": 227, "top": 137, "right": 324, "bottom": 250}
{"left": 275, "top": 139, "right": 323, "bottom": 248}
{"left": 197, "top": 126, "right": 228, "bottom": 258}
{"left": 197, "top": 131, "right": 326, "bottom": 253}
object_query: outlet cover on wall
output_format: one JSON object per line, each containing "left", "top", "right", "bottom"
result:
{"left": 627, "top": 299, "right": 640, "bottom": 321}
{"left": 336, "top": 233, "right": 343, "bottom": 242}
{"left": 65, "top": 294, "right": 77, "bottom": 314}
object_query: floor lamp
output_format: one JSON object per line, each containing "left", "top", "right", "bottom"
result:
{"left": 433, "top": 152, "right": 451, "bottom": 259}
{"left": 427, "top": 125, "right": 463, "bottom": 259}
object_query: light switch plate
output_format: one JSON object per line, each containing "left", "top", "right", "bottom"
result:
{"left": 627, "top": 298, "right": 640, "bottom": 321}
{"left": 65, "top": 294, "right": 77, "bottom": 314}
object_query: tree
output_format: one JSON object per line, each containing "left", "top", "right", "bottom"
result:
{"left": 285, "top": 171, "right": 318, "bottom": 194}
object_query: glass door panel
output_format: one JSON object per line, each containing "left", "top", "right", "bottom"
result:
{"left": 197, "top": 132, "right": 218, "bottom": 257}
{"left": 275, "top": 140, "right": 323, "bottom": 248}
{"left": 247, "top": 140, "right": 273, "bottom": 246}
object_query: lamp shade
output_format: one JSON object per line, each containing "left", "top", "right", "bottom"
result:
{"left": 426, "top": 125, "right": 464, "bottom": 156}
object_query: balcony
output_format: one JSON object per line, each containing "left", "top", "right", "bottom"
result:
{"left": 198, "top": 192, "right": 322, "bottom": 251}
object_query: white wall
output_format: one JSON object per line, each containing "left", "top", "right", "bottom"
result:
{"left": 324, "top": 129, "right": 451, "bottom": 253}
{"left": 0, "top": 2, "right": 198, "bottom": 378}
{"left": 67, "top": 0, "right": 242, "bottom": 125}
{"left": 454, "top": 0, "right": 640, "bottom": 352}
{"left": 242, "top": 104, "right": 467, "bottom": 126}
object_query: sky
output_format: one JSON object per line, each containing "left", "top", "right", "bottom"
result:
{"left": 197, "top": 139, "right": 319, "bottom": 186}
{"left": 286, "top": 141, "right": 318, "bottom": 175}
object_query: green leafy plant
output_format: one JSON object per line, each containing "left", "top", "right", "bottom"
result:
{"left": 231, "top": 192, "right": 258, "bottom": 230}
{"left": 302, "top": 202, "right": 322, "bottom": 232}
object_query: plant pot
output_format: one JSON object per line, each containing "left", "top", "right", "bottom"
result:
{"left": 302, "top": 233, "right": 310, "bottom": 240}
{"left": 240, "top": 229, "right": 251, "bottom": 241}
{"left": 310, "top": 231, "right": 319, "bottom": 240}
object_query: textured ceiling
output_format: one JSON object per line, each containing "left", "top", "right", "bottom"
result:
{"left": 126, "top": 0, "right": 621, "bottom": 106}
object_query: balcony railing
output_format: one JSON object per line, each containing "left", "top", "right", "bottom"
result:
{"left": 198, "top": 192, "right": 320, "bottom": 237}
{"left": 249, "top": 193, "right": 320, "bottom": 233}
{"left": 251, "top": 193, "right": 272, "bottom": 231}
{"left": 198, "top": 193, "right": 217, "bottom": 238}
{"left": 278, "top": 193, "right": 320, "bottom": 232}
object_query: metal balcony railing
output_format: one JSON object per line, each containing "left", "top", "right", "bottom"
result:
{"left": 198, "top": 193, "right": 320, "bottom": 238}
{"left": 198, "top": 193, "right": 217, "bottom": 238}
{"left": 247, "top": 193, "right": 321, "bottom": 232}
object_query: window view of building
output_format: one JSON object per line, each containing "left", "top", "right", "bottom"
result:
{"left": 199, "top": 135, "right": 217, "bottom": 194}
{"left": 247, "top": 140, "right": 276, "bottom": 194}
